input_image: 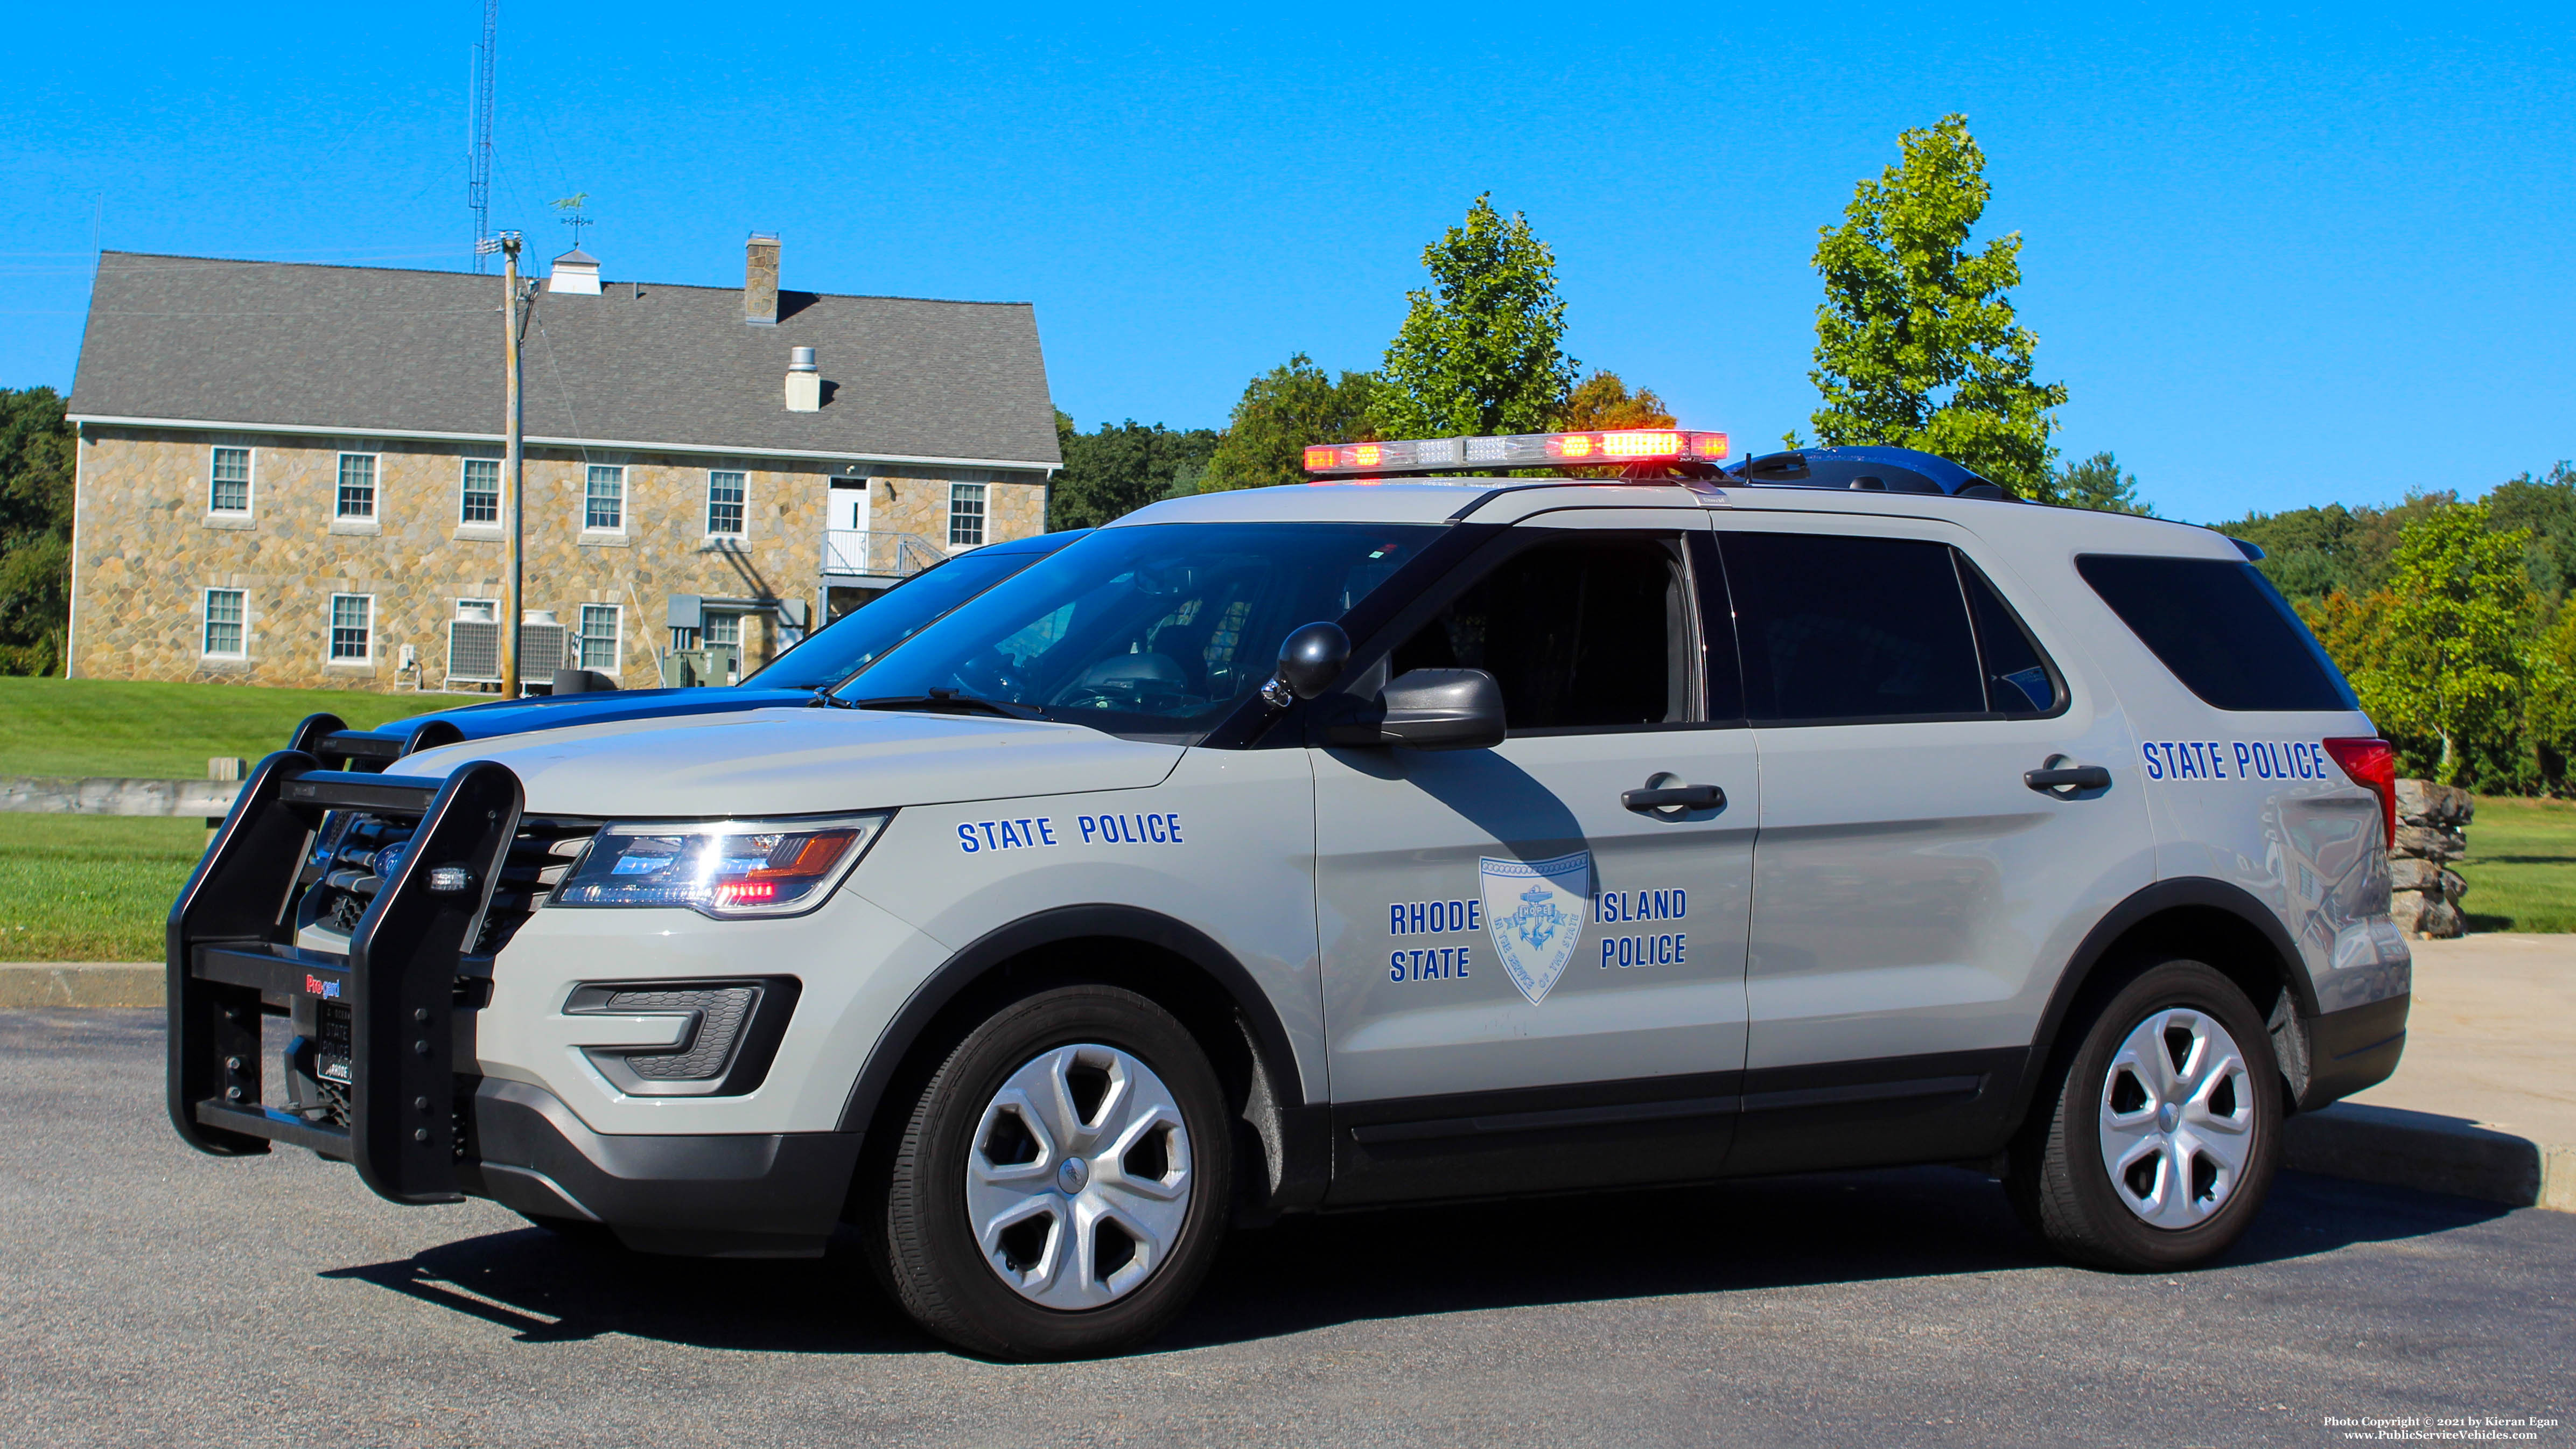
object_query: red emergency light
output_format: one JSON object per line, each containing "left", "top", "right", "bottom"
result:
{"left": 1303, "top": 429, "right": 1731, "bottom": 478}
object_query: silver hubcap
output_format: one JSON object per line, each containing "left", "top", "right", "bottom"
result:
{"left": 965, "top": 1043, "right": 1192, "bottom": 1308}
{"left": 2098, "top": 1007, "right": 2257, "bottom": 1228}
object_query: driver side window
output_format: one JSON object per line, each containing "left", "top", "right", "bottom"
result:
{"left": 1389, "top": 535, "right": 1697, "bottom": 732}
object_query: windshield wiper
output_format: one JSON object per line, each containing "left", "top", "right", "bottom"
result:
{"left": 806, "top": 688, "right": 857, "bottom": 710}
{"left": 842, "top": 688, "right": 1046, "bottom": 721}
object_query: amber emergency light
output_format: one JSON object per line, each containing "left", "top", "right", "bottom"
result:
{"left": 1303, "top": 429, "right": 1731, "bottom": 479}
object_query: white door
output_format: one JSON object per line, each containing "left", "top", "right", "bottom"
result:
{"left": 1310, "top": 510, "right": 1756, "bottom": 1204}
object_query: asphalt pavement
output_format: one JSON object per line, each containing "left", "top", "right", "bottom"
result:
{"left": 5, "top": 1008, "right": 2569, "bottom": 1449}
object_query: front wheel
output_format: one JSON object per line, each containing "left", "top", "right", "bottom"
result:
{"left": 2008, "top": 958, "right": 2284, "bottom": 1271}
{"left": 873, "top": 985, "right": 1233, "bottom": 1359}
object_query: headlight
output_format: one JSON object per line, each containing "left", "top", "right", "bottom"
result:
{"left": 550, "top": 812, "right": 891, "bottom": 919}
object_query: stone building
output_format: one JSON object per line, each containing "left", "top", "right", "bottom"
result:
{"left": 62, "top": 238, "right": 1059, "bottom": 692}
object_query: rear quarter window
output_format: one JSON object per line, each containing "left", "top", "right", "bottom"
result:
{"left": 2076, "top": 554, "right": 2359, "bottom": 712}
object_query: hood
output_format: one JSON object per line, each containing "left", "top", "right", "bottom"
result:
{"left": 394, "top": 707, "right": 1185, "bottom": 817}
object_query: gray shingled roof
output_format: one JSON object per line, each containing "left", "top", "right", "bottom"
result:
{"left": 68, "top": 251, "right": 1061, "bottom": 467}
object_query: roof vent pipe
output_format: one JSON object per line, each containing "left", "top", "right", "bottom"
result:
{"left": 785, "top": 346, "right": 821, "bottom": 412}
{"left": 744, "top": 232, "right": 780, "bottom": 326}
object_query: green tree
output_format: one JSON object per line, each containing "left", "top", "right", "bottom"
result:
{"left": 1555, "top": 371, "right": 1675, "bottom": 431}
{"left": 2221, "top": 492, "right": 2459, "bottom": 607}
{"left": 1371, "top": 194, "right": 1578, "bottom": 439}
{"left": 1805, "top": 114, "right": 2066, "bottom": 498}
{"left": 0, "top": 386, "right": 74, "bottom": 676}
{"left": 2351, "top": 503, "right": 2535, "bottom": 785}
{"left": 1200, "top": 355, "right": 1380, "bottom": 493}
{"left": 1046, "top": 411, "right": 1221, "bottom": 529}
{"left": 2046, "top": 451, "right": 2152, "bottom": 515}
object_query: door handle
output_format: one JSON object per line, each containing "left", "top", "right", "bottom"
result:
{"left": 2024, "top": 765, "right": 2111, "bottom": 794}
{"left": 1622, "top": 783, "right": 1725, "bottom": 813}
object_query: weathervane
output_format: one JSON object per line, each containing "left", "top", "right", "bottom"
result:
{"left": 551, "top": 193, "right": 592, "bottom": 251}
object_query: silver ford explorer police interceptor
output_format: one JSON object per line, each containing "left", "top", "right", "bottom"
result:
{"left": 167, "top": 427, "right": 2411, "bottom": 1361}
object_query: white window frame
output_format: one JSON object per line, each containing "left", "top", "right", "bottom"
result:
{"left": 208, "top": 447, "right": 254, "bottom": 515}
{"left": 459, "top": 458, "right": 502, "bottom": 526}
{"left": 201, "top": 588, "right": 247, "bottom": 658}
{"left": 577, "top": 603, "right": 622, "bottom": 671}
{"left": 327, "top": 593, "right": 374, "bottom": 663}
{"left": 706, "top": 470, "right": 747, "bottom": 537}
{"left": 584, "top": 465, "right": 626, "bottom": 533}
{"left": 336, "top": 452, "right": 379, "bottom": 520}
{"left": 948, "top": 481, "right": 986, "bottom": 548}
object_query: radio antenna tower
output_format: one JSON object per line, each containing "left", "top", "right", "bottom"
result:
{"left": 467, "top": 0, "right": 499, "bottom": 270}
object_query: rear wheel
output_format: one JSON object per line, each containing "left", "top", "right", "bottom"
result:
{"left": 2008, "top": 958, "right": 2283, "bottom": 1270}
{"left": 873, "top": 985, "right": 1232, "bottom": 1359}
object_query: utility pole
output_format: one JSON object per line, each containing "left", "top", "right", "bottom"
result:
{"left": 498, "top": 232, "right": 525, "bottom": 696}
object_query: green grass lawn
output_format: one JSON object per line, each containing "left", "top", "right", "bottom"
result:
{"left": 0, "top": 676, "right": 458, "bottom": 779}
{"left": 0, "top": 677, "right": 465, "bottom": 961}
{"left": 0, "top": 814, "right": 206, "bottom": 962}
{"left": 2456, "top": 796, "right": 2576, "bottom": 934}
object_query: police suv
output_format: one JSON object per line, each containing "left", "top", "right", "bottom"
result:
{"left": 168, "top": 429, "right": 2410, "bottom": 1360}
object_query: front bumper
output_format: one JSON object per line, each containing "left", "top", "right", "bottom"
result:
{"left": 464, "top": 1078, "right": 857, "bottom": 1257}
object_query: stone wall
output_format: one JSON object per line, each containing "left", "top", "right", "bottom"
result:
{"left": 68, "top": 425, "right": 1050, "bottom": 693}
{"left": 2389, "top": 779, "right": 2472, "bottom": 939}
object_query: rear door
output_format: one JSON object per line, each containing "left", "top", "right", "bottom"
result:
{"left": 1310, "top": 509, "right": 1759, "bottom": 1204}
{"left": 1716, "top": 513, "right": 2154, "bottom": 1174}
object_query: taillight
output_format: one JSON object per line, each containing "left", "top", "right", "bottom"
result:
{"left": 2323, "top": 737, "right": 2398, "bottom": 849}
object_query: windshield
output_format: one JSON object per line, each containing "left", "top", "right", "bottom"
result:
{"left": 744, "top": 547, "right": 1060, "bottom": 691}
{"left": 836, "top": 522, "right": 1442, "bottom": 740}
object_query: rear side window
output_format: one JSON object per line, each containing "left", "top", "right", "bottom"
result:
{"left": 2076, "top": 554, "right": 2359, "bottom": 712}
{"left": 1721, "top": 533, "right": 1985, "bottom": 721}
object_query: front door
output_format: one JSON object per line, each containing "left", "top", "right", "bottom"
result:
{"left": 1714, "top": 514, "right": 2154, "bottom": 1174}
{"left": 1310, "top": 510, "right": 1758, "bottom": 1205}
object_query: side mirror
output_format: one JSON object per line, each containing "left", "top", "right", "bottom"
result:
{"left": 1322, "top": 668, "right": 1507, "bottom": 751}
{"left": 1261, "top": 621, "right": 1350, "bottom": 708}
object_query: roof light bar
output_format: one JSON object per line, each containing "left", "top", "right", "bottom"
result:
{"left": 1302, "top": 429, "right": 1731, "bottom": 478}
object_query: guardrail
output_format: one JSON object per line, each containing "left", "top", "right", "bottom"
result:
{"left": 1, "top": 775, "right": 244, "bottom": 816}
{"left": 3, "top": 757, "right": 251, "bottom": 817}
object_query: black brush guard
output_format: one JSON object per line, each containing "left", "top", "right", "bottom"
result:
{"left": 166, "top": 750, "right": 523, "bottom": 1206}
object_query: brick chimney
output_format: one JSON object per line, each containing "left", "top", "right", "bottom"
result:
{"left": 744, "top": 232, "right": 780, "bottom": 326}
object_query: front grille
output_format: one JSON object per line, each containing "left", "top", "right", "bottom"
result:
{"left": 299, "top": 811, "right": 598, "bottom": 956}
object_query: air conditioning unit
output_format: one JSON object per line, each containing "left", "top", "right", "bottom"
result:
{"left": 446, "top": 620, "right": 503, "bottom": 684}
{"left": 517, "top": 622, "right": 569, "bottom": 682}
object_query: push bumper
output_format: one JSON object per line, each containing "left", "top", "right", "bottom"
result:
{"left": 2298, "top": 993, "right": 2410, "bottom": 1110}
{"left": 166, "top": 750, "right": 857, "bottom": 1256}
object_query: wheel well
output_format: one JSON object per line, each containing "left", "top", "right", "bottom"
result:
{"left": 2095, "top": 905, "right": 2297, "bottom": 1023}
{"left": 846, "top": 933, "right": 1295, "bottom": 1221}
{"left": 2015, "top": 893, "right": 2314, "bottom": 1134}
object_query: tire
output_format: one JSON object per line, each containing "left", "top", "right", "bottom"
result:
{"left": 2007, "top": 958, "right": 2284, "bottom": 1271}
{"left": 871, "top": 984, "right": 1233, "bottom": 1359}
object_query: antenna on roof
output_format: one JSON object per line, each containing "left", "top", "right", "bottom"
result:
{"left": 467, "top": 0, "right": 498, "bottom": 271}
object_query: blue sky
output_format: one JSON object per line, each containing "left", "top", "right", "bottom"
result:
{"left": 2, "top": 3, "right": 2567, "bottom": 522}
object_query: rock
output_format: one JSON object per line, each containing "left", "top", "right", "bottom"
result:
{"left": 2389, "top": 857, "right": 2445, "bottom": 892}
{"left": 2442, "top": 869, "right": 2467, "bottom": 900}
{"left": 2394, "top": 778, "right": 2474, "bottom": 828}
{"left": 2393, "top": 823, "right": 2467, "bottom": 862}
{"left": 2389, "top": 890, "right": 2466, "bottom": 939}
